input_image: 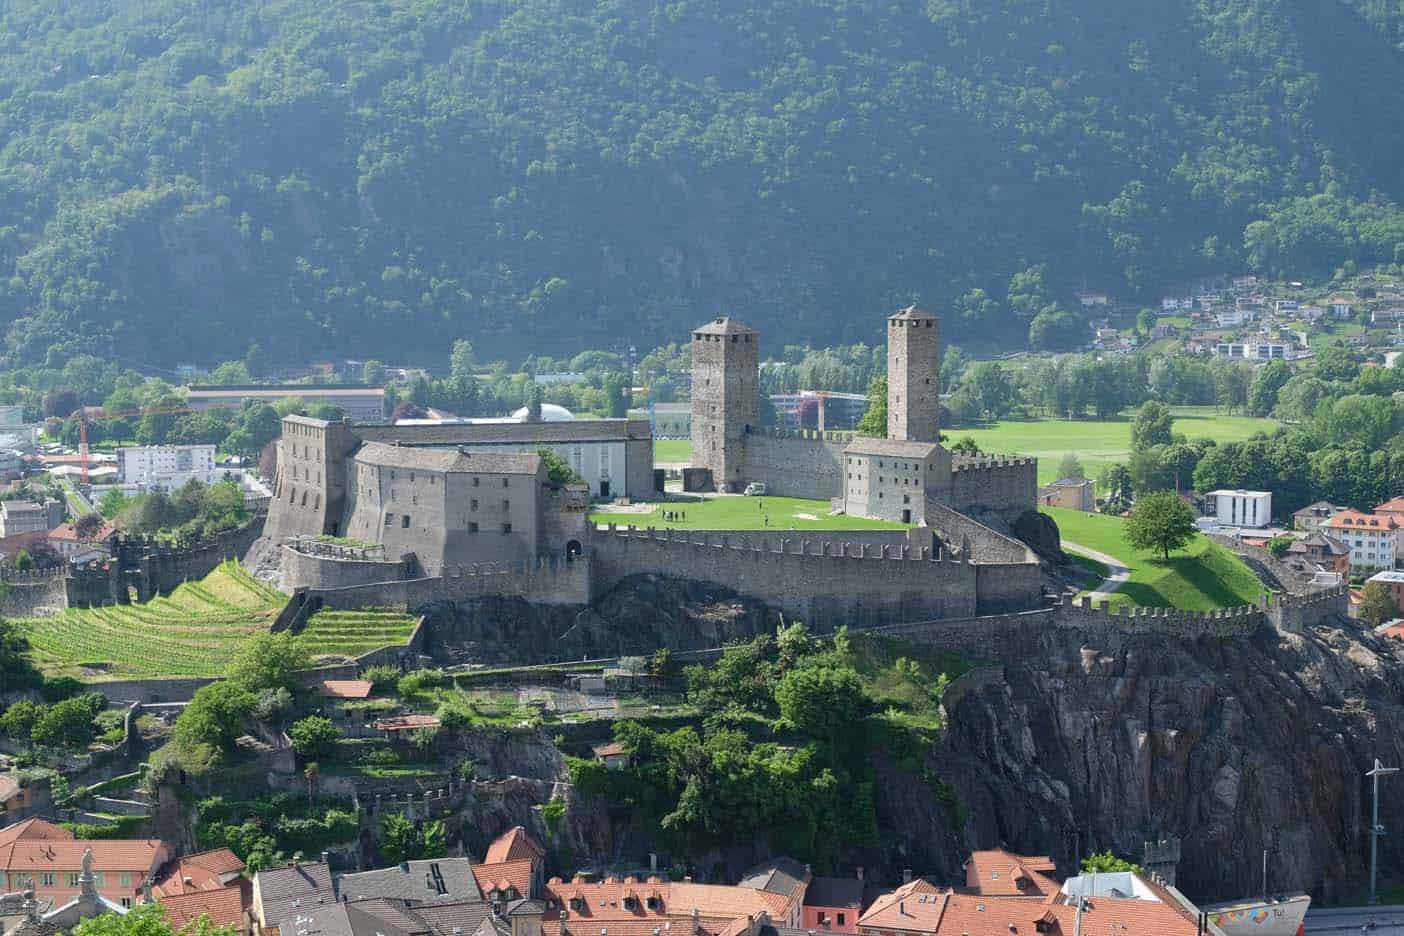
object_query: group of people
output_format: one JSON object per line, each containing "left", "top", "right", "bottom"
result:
{"left": 662, "top": 509, "right": 688, "bottom": 522}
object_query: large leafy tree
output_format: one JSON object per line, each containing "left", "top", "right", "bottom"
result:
{"left": 1124, "top": 490, "right": 1197, "bottom": 560}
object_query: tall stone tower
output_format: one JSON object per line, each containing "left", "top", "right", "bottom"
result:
{"left": 887, "top": 306, "right": 940, "bottom": 443}
{"left": 690, "top": 316, "right": 759, "bottom": 491}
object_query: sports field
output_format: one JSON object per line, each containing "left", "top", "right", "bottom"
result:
{"left": 16, "top": 562, "right": 419, "bottom": 678}
{"left": 591, "top": 494, "right": 906, "bottom": 531}
{"left": 654, "top": 439, "right": 692, "bottom": 463}
{"left": 1044, "top": 506, "right": 1264, "bottom": 611}
{"left": 955, "top": 406, "right": 1277, "bottom": 484}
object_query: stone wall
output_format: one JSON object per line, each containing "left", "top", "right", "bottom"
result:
{"left": 737, "top": 428, "right": 848, "bottom": 499}
{"left": 89, "top": 677, "right": 219, "bottom": 704}
{"left": 279, "top": 543, "right": 412, "bottom": 592}
{"left": 0, "top": 568, "right": 69, "bottom": 617}
{"left": 924, "top": 500, "right": 1035, "bottom": 564}
{"left": 948, "top": 455, "right": 1039, "bottom": 515}
{"left": 1268, "top": 583, "right": 1350, "bottom": 633}
{"left": 309, "top": 554, "right": 592, "bottom": 611}
{"left": 588, "top": 525, "right": 1044, "bottom": 628}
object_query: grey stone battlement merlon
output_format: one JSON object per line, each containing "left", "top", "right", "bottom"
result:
{"left": 951, "top": 454, "right": 1038, "bottom": 471}
{"left": 745, "top": 425, "right": 857, "bottom": 444}
{"left": 596, "top": 523, "right": 969, "bottom": 564}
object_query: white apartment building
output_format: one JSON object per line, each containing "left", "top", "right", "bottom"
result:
{"left": 1326, "top": 510, "right": 1399, "bottom": 572}
{"left": 1207, "top": 490, "right": 1272, "bottom": 529}
{"left": 115, "top": 444, "right": 218, "bottom": 490}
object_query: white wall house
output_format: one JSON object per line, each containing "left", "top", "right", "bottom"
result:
{"left": 1208, "top": 490, "right": 1272, "bottom": 529}
{"left": 1326, "top": 510, "right": 1399, "bottom": 572}
{"left": 115, "top": 444, "right": 218, "bottom": 490}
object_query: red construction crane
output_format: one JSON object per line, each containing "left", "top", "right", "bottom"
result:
{"left": 72, "top": 405, "right": 192, "bottom": 485}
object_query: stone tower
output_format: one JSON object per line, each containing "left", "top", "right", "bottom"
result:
{"left": 887, "top": 305, "right": 940, "bottom": 443}
{"left": 690, "top": 316, "right": 759, "bottom": 492}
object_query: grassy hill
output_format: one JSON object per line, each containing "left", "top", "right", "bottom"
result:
{"left": 17, "top": 562, "right": 418, "bottom": 679}
{"left": 2, "top": 0, "right": 1403, "bottom": 365}
{"left": 1045, "top": 506, "right": 1265, "bottom": 611}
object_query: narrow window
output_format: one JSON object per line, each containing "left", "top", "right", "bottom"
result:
{"left": 502, "top": 522, "right": 513, "bottom": 534}
{"left": 402, "top": 515, "right": 410, "bottom": 529}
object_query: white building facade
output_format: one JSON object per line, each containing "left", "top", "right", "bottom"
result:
{"left": 115, "top": 445, "right": 218, "bottom": 489}
{"left": 1208, "top": 490, "right": 1272, "bottom": 529}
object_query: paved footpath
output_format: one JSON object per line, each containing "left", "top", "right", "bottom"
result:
{"left": 1062, "top": 541, "right": 1130, "bottom": 603}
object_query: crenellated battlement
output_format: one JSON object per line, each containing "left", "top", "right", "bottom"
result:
{"left": 951, "top": 454, "right": 1038, "bottom": 472}
{"left": 594, "top": 523, "right": 964, "bottom": 563}
{"left": 745, "top": 425, "right": 856, "bottom": 444}
{"left": 1056, "top": 593, "right": 1267, "bottom": 637}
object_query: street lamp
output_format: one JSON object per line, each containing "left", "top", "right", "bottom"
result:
{"left": 1368, "top": 758, "right": 1399, "bottom": 905}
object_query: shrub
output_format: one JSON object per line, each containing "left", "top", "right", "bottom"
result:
{"left": 227, "top": 632, "right": 311, "bottom": 693}
{"left": 31, "top": 694, "right": 105, "bottom": 749}
{"left": 396, "top": 670, "right": 446, "bottom": 696}
{"left": 1, "top": 700, "right": 46, "bottom": 740}
{"left": 362, "top": 664, "right": 401, "bottom": 691}
{"left": 40, "top": 676, "right": 87, "bottom": 702}
{"left": 288, "top": 716, "right": 341, "bottom": 758}
{"left": 172, "top": 683, "right": 257, "bottom": 770}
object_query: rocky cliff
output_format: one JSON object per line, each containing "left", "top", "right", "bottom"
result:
{"left": 444, "top": 609, "right": 1404, "bottom": 905}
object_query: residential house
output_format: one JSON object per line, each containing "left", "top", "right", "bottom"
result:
{"left": 1376, "top": 497, "right": 1404, "bottom": 527}
{"left": 1075, "top": 291, "right": 1109, "bottom": 308}
{"left": 1372, "top": 308, "right": 1404, "bottom": 326}
{"left": 252, "top": 858, "right": 334, "bottom": 928}
{"left": 590, "top": 742, "right": 631, "bottom": 770}
{"left": 1329, "top": 297, "right": 1354, "bottom": 319}
{"left": 474, "top": 827, "right": 547, "bottom": 901}
{"left": 47, "top": 522, "right": 116, "bottom": 563}
{"left": 1214, "top": 308, "right": 1249, "bottom": 328}
{"left": 1367, "top": 571, "right": 1404, "bottom": 612}
{"left": 1293, "top": 501, "right": 1341, "bottom": 534}
{"left": 1037, "top": 478, "right": 1095, "bottom": 512}
{"left": 1298, "top": 305, "right": 1325, "bottom": 322}
{"left": 1326, "top": 510, "right": 1399, "bottom": 572}
{"left": 0, "top": 818, "right": 167, "bottom": 910}
{"left": 0, "top": 501, "right": 55, "bottom": 539}
{"left": 544, "top": 871, "right": 807, "bottom": 936}
{"left": 0, "top": 775, "right": 43, "bottom": 822}
{"left": 1288, "top": 534, "right": 1350, "bottom": 578}
{"left": 738, "top": 857, "right": 810, "bottom": 928}
{"left": 268, "top": 897, "right": 509, "bottom": 936}
{"left": 338, "top": 858, "right": 482, "bottom": 904}
{"left": 801, "top": 877, "right": 863, "bottom": 933}
{"left": 153, "top": 848, "right": 245, "bottom": 897}
{"left": 1149, "top": 323, "right": 1178, "bottom": 339}
{"left": 318, "top": 680, "right": 374, "bottom": 725}
{"left": 961, "top": 850, "right": 1059, "bottom": 898}
{"left": 1274, "top": 299, "right": 1299, "bottom": 313}
{"left": 160, "top": 886, "right": 252, "bottom": 935}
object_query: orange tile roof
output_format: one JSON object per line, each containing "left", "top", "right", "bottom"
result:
{"left": 154, "top": 848, "right": 245, "bottom": 896}
{"left": 1328, "top": 509, "right": 1399, "bottom": 530}
{"left": 1376, "top": 497, "right": 1404, "bottom": 514}
{"left": 593, "top": 742, "right": 628, "bottom": 758}
{"left": 319, "top": 680, "right": 373, "bottom": 699}
{"left": 963, "top": 850, "right": 1060, "bottom": 898}
{"left": 472, "top": 859, "right": 534, "bottom": 898}
{"left": 668, "top": 882, "right": 795, "bottom": 922}
{"left": 161, "top": 883, "right": 248, "bottom": 931}
{"left": 856, "top": 879, "right": 948, "bottom": 931}
{"left": 0, "top": 818, "right": 74, "bottom": 847}
{"left": 543, "top": 918, "right": 719, "bottom": 936}
{"left": 484, "top": 827, "right": 545, "bottom": 864}
{"left": 544, "top": 876, "right": 797, "bottom": 930}
{"left": 0, "top": 776, "right": 21, "bottom": 803}
{"left": 0, "top": 838, "right": 166, "bottom": 874}
{"left": 860, "top": 889, "right": 1201, "bottom": 936}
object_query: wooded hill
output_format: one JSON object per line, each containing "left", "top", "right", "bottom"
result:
{"left": 1, "top": 0, "right": 1403, "bottom": 366}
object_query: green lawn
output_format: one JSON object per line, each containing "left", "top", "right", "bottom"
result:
{"left": 591, "top": 494, "right": 907, "bottom": 530}
{"left": 1044, "top": 506, "right": 1265, "bottom": 611}
{"left": 654, "top": 439, "right": 692, "bottom": 463}
{"left": 953, "top": 406, "right": 1278, "bottom": 484}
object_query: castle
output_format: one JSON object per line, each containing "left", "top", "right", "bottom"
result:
{"left": 266, "top": 307, "right": 1051, "bottom": 628}
{"left": 689, "top": 308, "right": 1038, "bottom": 523}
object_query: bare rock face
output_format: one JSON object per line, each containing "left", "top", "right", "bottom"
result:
{"left": 1010, "top": 509, "right": 1062, "bottom": 560}
{"left": 929, "top": 619, "right": 1404, "bottom": 904}
{"left": 422, "top": 574, "right": 778, "bottom": 664}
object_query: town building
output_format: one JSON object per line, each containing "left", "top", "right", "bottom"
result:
{"left": 186, "top": 384, "right": 387, "bottom": 423}
{"left": 115, "top": 444, "right": 218, "bottom": 489}
{"left": 338, "top": 858, "right": 483, "bottom": 904}
{"left": 800, "top": 876, "right": 863, "bottom": 933}
{"left": 1326, "top": 510, "right": 1399, "bottom": 572}
{"left": 1367, "top": 570, "right": 1404, "bottom": 611}
{"left": 1375, "top": 496, "right": 1404, "bottom": 527}
{"left": 638, "top": 402, "right": 691, "bottom": 439}
{"left": 0, "top": 501, "right": 59, "bottom": 539}
{"left": 252, "top": 858, "right": 334, "bottom": 928}
{"left": 1207, "top": 490, "right": 1273, "bottom": 529}
{"left": 1293, "top": 501, "right": 1341, "bottom": 533}
{"left": 961, "top": 850, "right": 1059, "bottom": 898}
{"left": 0, "top": 818, "right": 167, "bottom": 910}
{"left": 46, "top": 522, "right": 116, "bottom": 564}
{"left": 1038, "top": 478, "right": 1095, "bottom": 512}
{"left": 1287, "top": 533, "right": 1350, "bottom": 578}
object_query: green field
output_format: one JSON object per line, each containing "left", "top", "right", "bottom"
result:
{"left": 654, "top": 439, "right": 692, "bottom": 463}
{"left": 591, "top": 494, "right": 907, "bottom": 530}
{"left": 1044, "top": 506, "right": 1265, "bottom": 611}
{"left": 17, "top": 562, "right": 419, "bottom": 678}
{"left": 956, "top": 406, "right": 1278, "bottom": 484}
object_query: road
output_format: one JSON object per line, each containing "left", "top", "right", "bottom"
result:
{"left": 1305, "top": 904, "right": 1404, "bottom": 932}
{"left": 1062, "top": 540, "right": 1129, "bottom": 602}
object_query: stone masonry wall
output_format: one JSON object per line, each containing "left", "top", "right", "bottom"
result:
{"left": 0, "top": 569, "right": 69, "bottom": 617}
{"left": 948, "top": 455, "right": 1038, "bottom": 515}
{"left": 309, "top": 554, "right": 592, "bottom": 611}
{"left": 589, "top": 525, "right": 1019, "bottom": 628}
{"left": 737, "top": 428, "right": 848, "bottom": 500}
{"left": 279, "top": 544, "right": 412, "bottom": 592}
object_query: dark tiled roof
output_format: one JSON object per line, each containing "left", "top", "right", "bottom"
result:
{"left": 409, "top": 898, "right": 497, "bottom": 936}
{"left": 256, "top": 861, "right": 334, "bottom": 926}
{"left": 888, "top": 305, "right": 936, "bottom": 321}
{"left": 803, "top": 877, "right": 863, "bottom": 908}
{"left": 337, "top": 859, "right": 482, "bottom": 903}
{"left": 737, "top": 857, "right": 809, "bottom": 897}
{"left": 354, "top": 443, "right": 542, "bottom": 475}
{"left": 693, "top": 317, "right": 757, "bottom": 336}
{"left": 356, "top": 420, "right": 651, "bottom": 446}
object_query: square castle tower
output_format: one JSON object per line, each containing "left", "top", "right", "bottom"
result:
{"left": 886, "top": 306, "right": 940, "bottom": 443}
{"left": 690, "top": 316, "right": 759, "bottom": 492}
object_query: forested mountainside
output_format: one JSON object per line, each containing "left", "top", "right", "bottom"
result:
{"left": 2, "top": 0, "right": 1404, "bottom": 367}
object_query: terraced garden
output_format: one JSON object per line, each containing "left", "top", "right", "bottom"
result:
{"left": 295, "top": 609, "right": 421, "bottom": 659}
{"left": 17, "top": 563, "right": 420, "bottom": 678}
{"left": 18, "top": 562, "right": 285, "bottom": 678}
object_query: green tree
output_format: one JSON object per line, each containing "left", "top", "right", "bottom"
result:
{"left": 0, "top": 620, "right": 41, "bottom": 693}
{"left": 1027, "top": 305, "right": 1088, "bottom": 351}
{"left": 380, "top": 812, "right": 446, "bottom": 864}
{"left": 226, "top": 633, "right": 311, "bottom": 694}
{"left": 288, "top": 716, "right": 341, "bottom": 758}
{"left": 1266, "top": 536, "right": 1293, "bottom": 559}
{"left": 1124, "top": 490, "right": 1197, "bottom": 560}
{"left": 773, "top": 665, "right": 870, "bottom": 749}
{"left": 74, "top": 898, "right": 238, "bottom": 936}
{"left": 1359, "top": 581, "right": 1401, "bottom": 627}
{"left": 538, "top": 449, "right": 584, "bottom": 486}
{"left": 450, "top": 340, "right": 477, "bottom": 379}
{"left": 1129, "top": 401, "right": 1174, "bottom": 452}
{"left": 1136, "top": 308, "right": 1157, "bottom": 335}
{"left": 13, "top": 549, "right": 33, "bottom": 571}
{"left": 856, "top": 376, "right": 888, "bottom": 437}
{"left": 1082, "top": 852, "right": 1141, "bottom": 874}
{"left": 1099, "top": 464, "right": 1134, "bottom": 514}
{"left": 209, "top": 361, "right": 253, "bottom": 385}
{"left": 172, "top": 682, "right": 257, "bottom": 769}
{"left": 1247, "top": 361, "right": 1292, "bottom": 416}
{"left": 0, "top": 699, "right": 46, "bottom": 739}
{"left": 31, "top": 693, "right": 104, "bottom": 749}
{"left": 363, "top": 360, "right": 386, "bottom": 386}
{"left": 1056, "top": 453, "right": 1085, "bottom": 480}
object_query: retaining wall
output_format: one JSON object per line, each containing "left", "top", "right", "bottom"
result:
{"left": 948, "top": 455, "right": 1039, "bottom": 515}
{"left": 279, "top": 544, "right": 411, "bottom": 592}
{"left": 308, "top": 555, "right": 591, "bottom": 611}
{"left": 0, "top": 571, "right": 69, "bottom": 617}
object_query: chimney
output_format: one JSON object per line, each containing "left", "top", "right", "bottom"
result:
{"left": 856, "top": 867, "right": 864, "bottom": 882}
{"left": 650, "top": 853, "right": 658, "bottom": 873}
{"left": 898, "top": 902, "right": 904, "bottom": 916}
{"left": 902, "top": 869, "right": 912, "bottom": 884}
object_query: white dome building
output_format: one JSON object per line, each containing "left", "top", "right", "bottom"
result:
{"left": 511, "top": 403, "right": 575, "bottom": 422}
